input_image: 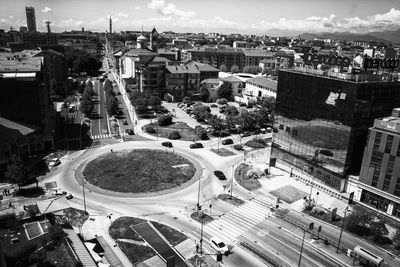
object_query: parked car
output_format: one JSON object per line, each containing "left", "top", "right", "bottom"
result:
{"left": 210, "top": 104, "right": 218, "bottom": 108}
{"left": 273, "top": 127, "right": 278, "bottom": 133}
{"left": 190, "top": 142, "right": 203, "bottom": 149}
{"left": 123, "top": 120, "right": 128, "bottom": 125}
{"left": 241, "top": 132, "right": 251, "bottom": 137}
{"left": 52, "top": 189, "right": 66, "bottom": 196}
{"left": 162, "top": 141, "right": 173, "bottom": 147}
{"left": 125, "top": 129, "right": 134, "bottom": 135}
{"left": 49, "top": 158, "right": 61, "bottom": 167}
{"left": 267, "top": 127, "right": 273, "bottom": 133}
{"left": 209, "top": 237, "right": 229, "bottom": 253}
{"left": 239, "top": 103, "right": 247, "bottom": 107}
{"left": 214, "top": 170, "right": 226, "bottom": 180}
{"left": 117, "top": 92, "right": 121, "bottom": 95}
{"left": 222, "top": 138, "right": 233, "bottom": 145}
{"left": 252, "top": 129, "right": 261, "bottom": 135}
{"left": 65, "top": 193, "right": 73, "bottom": 199}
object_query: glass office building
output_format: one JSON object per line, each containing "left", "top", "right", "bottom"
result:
{"left": 273, "top": 68, "right": 400, "bottom": 191}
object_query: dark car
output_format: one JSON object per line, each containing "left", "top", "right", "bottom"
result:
{"left": 222, "top": 138, "right": 233, "bottom": 145}
{"left": 210, "top": 104, "right": 218, "bottom": 108}
{"left": 241, "top": 132, "right": 251, "bottom": 137}
{"left": 252, "top": 129, "right": 260, "bottom": 135}
{"left": 214, "top": 170, "right": 227, "bottom": 180}
{"left": 190, "top": 142, "right": 204, "bottom": 149}
{"left": 125, "top": 129, "right": 134, "bottom": 135}
{"left": 239, "top": 103, "right": 247, "bottom": 107}
{"left": 123, "top": 120, "right": 128, "bottom": 125}
{"left": 162, "top": 141, "right": 173, "bottom": 147}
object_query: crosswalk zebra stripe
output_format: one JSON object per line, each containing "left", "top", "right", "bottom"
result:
{"left": 223, "top": 213, "right": 257, "bottom": 228}
{"left": 204, "top": 224, "right": 234, "bottom": 243}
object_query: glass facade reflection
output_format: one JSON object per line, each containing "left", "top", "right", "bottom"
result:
{"left": 273, "top": 69, "right": 400, "bottom": 191}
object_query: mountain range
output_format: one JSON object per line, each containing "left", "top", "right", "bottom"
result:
{"left": 299, "top": 29, "right": 400, "bottom": 44}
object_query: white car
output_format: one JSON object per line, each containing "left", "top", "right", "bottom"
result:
{"left": 209, "top": 237, "right": 229, "bottom": 253}
{"left": 49, "top": 158, "right": 60, "bottom": 167}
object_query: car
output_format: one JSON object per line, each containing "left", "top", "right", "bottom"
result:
{"left": 125, "top": 129, "right": 134, "bottom": 135}
{"left": 260, "top": 128, "right": 267, "bottom": 134}
{"left": 162, "top": 141, "right": 173, "bottom": 147}
{"left": 239, "top": 103, "right": 247, "bottom": 107}
{"left": 52, "top": 189, "right": 66, "bottom": 196}
{"left": 190, "top": 142, "right": 203, "bottom": 149}
{"left": 210, "top": 104, "right": 218, "bottom": 108}
{"left": 252, "top": 129, "right": 261, "bottom": 135}
{"left": 209, "top": 237, "right": 229, "bottom": 254}
{"left": 214, "top": 170, "right": 226, "bottom": 180}
{"left": 222, "top": 138, "right": 233, "bottom": 145}
{"left": 219, "top": 109, "right": 226, "bottom": 114}
{"left": 266, "top": 127, "right": 273, "bottom": 133}
{"left": 65, "top": 193, "right": 73, "bottom": 200}
{"left": 273, "top": 127, "right": 278, "bottom": 133}
{"left": 185, "top": 109, "right": 192, "bottom": 114}
{"left": 49, "top": 158, "right": 61, "bottom": 167}
{"left": 123, "top": 120, "right": 128, "bottom": 125}
{"left": 117, "top": 92, "right": 121, "bottom": 95}
{"left": 241, "top": 132, "right": 251, "bottom": 138}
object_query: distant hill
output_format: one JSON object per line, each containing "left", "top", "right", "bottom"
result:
{"left": 300, "top": 32, "right": 391, "bottom": 43}
{"left": 369, "top": 29, "right": 400, "bottom": 43}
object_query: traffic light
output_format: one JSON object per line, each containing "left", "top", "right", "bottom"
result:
{"left": 216, "top": 252, "right": 222, "bottom": 262}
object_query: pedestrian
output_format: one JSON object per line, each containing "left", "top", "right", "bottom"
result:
{"left": 9, "top": 201, "right": 12, "bottom": 207}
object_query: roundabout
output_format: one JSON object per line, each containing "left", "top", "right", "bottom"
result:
{"left": 82, "top": 149, "right": 196, "bottom": 193}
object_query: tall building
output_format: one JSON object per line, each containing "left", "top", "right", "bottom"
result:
{"left": 272, "top": 67, "right": 400, "bottom": 191}
{"left": 356, "top": 108, "right": 400, "bottom": 218}
{"left": 25, "top": 6, "right": 36, "bottom": 32}
{"left": 109, "top": 16, "right": 112, "bottom": 34}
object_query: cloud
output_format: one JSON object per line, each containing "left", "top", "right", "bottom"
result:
{"left": 117, "top": 12, "right": 129, "bottom": 18}
{"left": 254, "top": 9, "right": 400, "bottom": 33}
{"left": 148, "top": 0, "right": 195, "bottom": 19}
{"left": 42, "top": 7, "right": 52, "bottom": 13}
{"left": 9, "top": 15, "right": 14, "bottom": 19}
{"left": 135, "top": 6, "right": 141, "bottom": 10}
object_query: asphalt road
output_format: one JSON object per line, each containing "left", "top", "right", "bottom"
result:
{"left": 91, "top": 79, "right": 110, "bottom": 138}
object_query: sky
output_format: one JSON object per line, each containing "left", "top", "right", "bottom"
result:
{"left": 1, "top": 0, "right": 400, "bottom": 35}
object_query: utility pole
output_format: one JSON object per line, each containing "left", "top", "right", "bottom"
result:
{"left": 199, "top": 211, "right": 205, "bottom": 254}
{"left": 337, "top": 206, "right": 349, "bottom": 253}
{"left": 230, "top": 165, "right": 234, "bottom": 199}
{"left": 82, "top": 175, "right": 87, "bottom": 213}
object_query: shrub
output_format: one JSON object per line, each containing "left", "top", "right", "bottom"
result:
{"left": 245, "top": 140, "right": 265, "bottom": 148}
{"left": 158, "top": 115, "right": 173, "bottom": 126}
{"left": 311, "top": 206, "right": 326, "bottom": 215}
{"left": 373, "top": 235, "right": 392, "bottom": 245}
{"left": 233, "top": 144, "right": 243, "bottom": 150}
{"left": 247, "top": 169, "right": 263, "bottom": 179}
{"left": 197, "top": 129, "right": 208, "bottom": 140}
{"left": 320, "top": 149, "right": 334, "bottom": 157}
{"left": 216, "top": 98, "right": 228, "bottom": 105}
{"left": 144, "top": 125, "right": 156, "bottom": 134}
{"left": 168, "top": 131, "right": 181, "bottom": 140}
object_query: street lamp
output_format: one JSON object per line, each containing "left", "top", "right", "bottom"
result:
{"left": 82, "top": 175, "right": 87, "bottom": 213}
{"left": 336, "top": 206, "right": 350, "bottom": 253}
{"left": 230, "top": 165, "right": 234, "bottom": 199}
{"left": 197, "top": 168, "right": 204, "bottom": 208}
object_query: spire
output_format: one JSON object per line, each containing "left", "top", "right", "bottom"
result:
{"left": 109, "top": 15, "right": 112, "bottom": 34}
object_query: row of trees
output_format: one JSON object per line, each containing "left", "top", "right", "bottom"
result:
{"left": 129, "top": 91, "right": 162, "bottom": 113}
{"left": 66, "top": 49, "right": 102, "bottom": 76}
{"left": 103, "top": 80, "right": 119, "bottom": 116}
{"left": 79, "top": 80, "right": 95, "bottom": 117}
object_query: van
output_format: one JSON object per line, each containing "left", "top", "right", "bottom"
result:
{"left": 49, "top": 158, "right": 60, "bottom": 167}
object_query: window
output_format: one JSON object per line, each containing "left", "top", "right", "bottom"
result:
{"left": 373, "top": 132, "right": 382, "bottom": 151}
{"left": 385, "top": 135, "right": 393, "bottom": 153}
{"left": 370, "top": 153, "right": 383, "bottom": 169}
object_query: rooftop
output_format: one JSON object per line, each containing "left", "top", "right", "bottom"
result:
{"left": 185, "top": 61, "right": 219, "bottom": 72}
{"left": 246, "top": 76, "right": 277, "bottom": 91}
{"left": 166, "top": 64, "right": 200, "bottom": 74}
{"left": 0, "top": 56, "right": 42, "bottom": 73}
{"left": 373, "top": 108, "right": 400, "bottom": 134}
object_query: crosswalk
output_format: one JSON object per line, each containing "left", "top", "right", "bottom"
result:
{"left": 201, "top": 195, "right": 275, "bottom": 244}
{"left": 91, "top": 132, "right": 128, "bottom": 140}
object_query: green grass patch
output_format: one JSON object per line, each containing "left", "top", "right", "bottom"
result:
{"left": 269, "top": 185, "right": 307, "bottom": 204}
{"left": 116, "top": 240, "right": 156, "bottom": 265}
{"left": 152, "top": 221, "right": 188, "bottom": 246}
{"left": 190, "top": 211, "right": 215, "bottom": 224}
{"left": 83, "top": 149, "right": 195, "bottom": 193}
{"left": 217, "top": 194, "right": 245, "bottom": 206}
{"left": 109, "top": 217, "right": 146, "bottom": 241}
{"left": 64, "top": 208, "right": 89, "bottom": 228}
{"left": 234, "top": 163, "right": 261, "bottom": 191}
{"left": 291, "top": 125, "right": 350, "bottom": 150}
{"left": 210, "top": 148, "right": 236, "bottom": 157}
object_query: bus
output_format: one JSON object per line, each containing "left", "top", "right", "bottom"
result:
{"left": 353, "top": 246, "right": 383, "bottom": 267}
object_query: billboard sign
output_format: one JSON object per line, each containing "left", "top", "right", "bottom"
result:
{"left": 303, "top": 53, "right": 350, "bottom": 67}
{"left": 363, "top": 57, "right": 400, "bottom": 69}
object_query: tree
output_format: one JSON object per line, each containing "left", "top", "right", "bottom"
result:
{"left": 158, "top": 115, "right": 173, "bottom": 126}
{"left": 199, "top": 85, "right": 210, "bottom": 102}
{"left": 73, "top": 55, "right": 102, "bottom": 76}
{"left": 106, "top": 96, "right": 119, "bottom": 116}
{"left": 243, "top": 65, "right": 261, "bottom": 74}
{"left": 345, "top": 206, "right": 373, "bottom": 235}
{"left": 148, "top": 94, "right": 161, "bottom": 108}
{"left": 217, "top": 82, "right": 233, "bottom": 100}
{"left": 5, "top": 163, "right": 27, "bottom": 188}
{"left": 79, "top": 91, "right": 94, "bottom": 116}
{"left": 192, "top": 105, "right": 211, "bottom": 121}
{"left": 238, "top": 110, "right": 257, "bottom": 131}
{"left": 231, "top": 65, "right": 239, "bottom": 73}
{"left": 225, "top": 105, "right": 239, "bottom": 116}
{"left": 208, "top": 115, "right": 224, "bottom": 132}
{"left": 216, "top": 98, "right": 228, "bottom": 105}
{"left": 219, "top": 64, "right": 228, "bottom": 72}
{"left": 393, "top": 229, "right": 400, "bottom": 249}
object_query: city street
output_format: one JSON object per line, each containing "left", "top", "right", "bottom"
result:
{"left": 90, "top": 79, "right": 110, "bottom": 139}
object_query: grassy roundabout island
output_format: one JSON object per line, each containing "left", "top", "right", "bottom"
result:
{"left": 83, "top": 149, "right": 196, "bottom": 193}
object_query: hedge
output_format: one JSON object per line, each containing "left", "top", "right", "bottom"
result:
{"left": 145, "top": 125, "right": 156, "bottom": 133}
{"left": 168, "top": 131, "right": 181, "bottom": 140}
{"left": 158, "top": 115, "right": 173, "bottom": 126}
{"left": 233, "top": 144, "right": 243, "bottom": 150}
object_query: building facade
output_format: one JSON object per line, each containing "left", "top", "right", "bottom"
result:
{"left": 356, "top": 108, "right": 400, "bottom": 219}
{"left": 165, "top": 64, "right": 200, "bottom": 100}
{"left": 25, "top": 6, "right": 36, "bottom": 32}
{"left": 272, "top": 68, "right": 400, "bottom": 191}
{"left": 243, "top": 76, "right": 277, "bottom": 100}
